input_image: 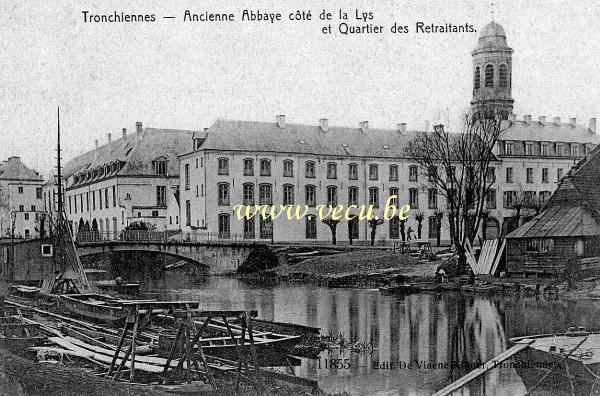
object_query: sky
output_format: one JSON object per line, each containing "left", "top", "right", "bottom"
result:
{"left": 1, "top": 0, "right": 599, "bottom": 178}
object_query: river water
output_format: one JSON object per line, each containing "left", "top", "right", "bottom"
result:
{"left": 141, "top": 274, "right": 600, "bottom": 396}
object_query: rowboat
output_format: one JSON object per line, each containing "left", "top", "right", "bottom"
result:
{"left": 93, "top": 280, "right": 141, "bottom": 295}
{"left": 57, "top": 294, "right": 157, "bottom": 324}
{"left": 0, "top": 317, "right": 46, "bottom": 357}
{"left": 10, "top": 285, "right": 41, "bottom": 298}
{"left": 509, "top": 329, "right": 600, "bottom": 395}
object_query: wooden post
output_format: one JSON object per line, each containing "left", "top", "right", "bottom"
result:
{"left": 161, "top": 321, "right": 184, "bottom": 383}
{"left": 222, "top": 315, "right": 245, "bottom": 392}
{"left": 245, "top": 312, "right": 264, "bottom": 391}
{"left": 107, "top": 321, "right": 129, "bottom": 377}
{"left": 129, "top": 306, "right": 139, "bottom": 382}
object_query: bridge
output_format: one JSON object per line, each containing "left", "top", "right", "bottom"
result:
{"left": 74, "top": 231, "right": 267, "bottom": 275}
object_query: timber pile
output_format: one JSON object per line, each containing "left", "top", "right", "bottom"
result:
{"left": 465, "top": 239, "right": 506, "bottom": 275}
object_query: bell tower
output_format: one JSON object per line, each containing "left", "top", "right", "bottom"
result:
{"left": 471, "top": 22, "right": 514, "bottom": 119}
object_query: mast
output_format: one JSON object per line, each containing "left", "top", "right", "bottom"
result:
{"left": 56, "top": 106, "right": 64, "bottom": 215}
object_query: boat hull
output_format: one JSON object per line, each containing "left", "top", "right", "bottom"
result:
{"left": 58, "top": 294, "right": 127, "bottom": 324}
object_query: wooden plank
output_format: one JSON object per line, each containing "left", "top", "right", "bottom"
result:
{"left": 490, "top": 239, "right": 506, "bottom": 275}
{"left": 481, "top": 240, "right": 497, "bottom": 275}
{"left": 464, "top": 240, "right": 477, "bottom": 273}
{"left": 432, "top": 339, "right": 534, "bottom": 396}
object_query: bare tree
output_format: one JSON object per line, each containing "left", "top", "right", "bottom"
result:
{"left": 414, "top": 212, "right": 424, "bottom": 239}
{"left": 434, "top": 210, "right": 444, "bottom": 246}
{"left": 322, "top": 218, "right": 340, "bottom": 245}
{"left": 405, "top": 107, "right": 511, "bottom": 270}
{"left": 368, "top": 218, "right": 384, "bottom": 246}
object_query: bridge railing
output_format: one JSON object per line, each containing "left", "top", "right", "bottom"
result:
{"left": 75, "top": 230, "right": 260, "bottom": 244}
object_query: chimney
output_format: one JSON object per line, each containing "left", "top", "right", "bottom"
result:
{"left": 319, "top": 118, "right": 329, "bottom": 132}
{"left": 524, "top": 115, "right": 532, "bottom": 123}
{"left": 424, "top": 120, "right": 430, "bottom": 131}
{"left": 538, "top": 116, "right": 546, "bottom": 124}
{"left": 122, "top": 128, "right": 127, "bottom": 140}
{"left": 136, "top": 121, "right": 143, "bottom": 134}
{"left": 276, "top": 114, "right": 285, "bottom": 128}
{"left": 554, "top": 117, "right": 561, "bottom": 125}
{"left": 397, "top": 123, "right": 407, "bottom": 135}
{"left": 570, "top": 117, "right": 577, "bottom": 127}
{"left": 590, "top": 118, "right": 597, "bottom": 133}
{"left": 94, "top": 139, "right": 99, "bottom": 161}
{"left": 107, "top": 133, "right": 112, "bottom": 143}
{"left": 434, "top": 124, "right": 445, "bottom": 133}
{"left": 359, "top": 121, "right": 369, "bottom": 132}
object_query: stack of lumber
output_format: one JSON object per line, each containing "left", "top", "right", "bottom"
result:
{"left": 465, "top": 239, "right": 506, "bottom": 275}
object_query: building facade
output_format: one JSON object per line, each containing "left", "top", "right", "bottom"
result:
{"left": 178, "top": 21, "right": 599, "bottom": 245}
{"left": 0, "top": 156, "right": 44, "bottom": 239}
{"left": 62, "top": 122, "right": 195, "bottom": 237}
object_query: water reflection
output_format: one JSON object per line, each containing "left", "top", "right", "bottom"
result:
{"left": 141, "top": 275, "right": 600, "bottom": 396}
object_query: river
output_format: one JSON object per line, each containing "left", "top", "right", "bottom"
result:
{"left": 141, "top": 274, "right": 600, "bottom": 396}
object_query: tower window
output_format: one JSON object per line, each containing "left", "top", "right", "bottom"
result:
{"left": 474, "top": 66, "right": 481, "bottom": 89}
{"left": 499, "top": 64, "right": 508, "bottom": 88}
{"left": 485, "top": 65, "right": 494, "bottom": 88}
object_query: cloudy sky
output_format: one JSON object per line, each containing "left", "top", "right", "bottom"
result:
{"left": 1, "top": 0, "right": 599, "bottom": 177}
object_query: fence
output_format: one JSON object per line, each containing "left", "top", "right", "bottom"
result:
{"left": 74, "top": 230, "right": 261, "bottom": 244}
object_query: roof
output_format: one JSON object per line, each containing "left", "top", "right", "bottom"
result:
{"left": 0, "top": 157, "right": 43, "bottom": 182}
{"left": 63, "top": 128, "right": 196, "bottom": 188}
{"left": 473, "top": 21, "right": 511, "bottom": 52}
{"left": 199, "top": 119, "right": 423, "bottom": 159}
{"left": 499, "top": 119, "right": 600, "bottom": 144}
{"left": 507, "top": 205, "right": 600, "bottom": 238}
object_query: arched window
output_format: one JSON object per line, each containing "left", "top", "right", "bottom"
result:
{"left": 474, "top": 66, "right": 481, "bottom": 89}
{"left": 259, "top": 159, "right": 271, "bottom": 176}
{"left": 305, "top": 161, "right": 316, "bottom": 178}
{"left": 326, "top": 186, "right": 338, "bottom": 207}
{"left": 389, "top": 218, "right": 400, "bottom": 239}
{"left": 389, "top": 165, "right": 398, "bottom": 181}
{"left": 369, "top": 187, "right": 379, "bottom": 208}
{"left": 243, "top": 217, "right": 255, "bottom": 239}
{"left": 259, "top": 183, "right": 272, "bottom": 205}
{"left": 218, "top": 182, "right": 230, "bottom": 206}
{"left": 260, "top": 216, "right": 273, "bottom": 239}
{"left": 283, "top": 184, "right": 294, "bottom": 205}
{"left": 499, "top": 64, "right": 508, "bottom": 88}
{"left": 305, "top": 185, "right": 316, "bottom": 207}
{"left": 348, "top": 163, "right": 358, "bottom": 180}
{"left": 283, "top": 160, "right": 294, "bottom": 177}
{"left": 305, "top": 215, "right": 317, "bottom": 239}
{"left": 218, "top": 214, "right": 230, "bottom": 239}
{"left": 327, "top": 163, "right": 337, "bottom": 179}
{"left": 428, "top": 188, "right": 438, "bottom": 209}
{"left": 485, "top": 64, "right": 494, "bottom": 88}
{"left": 348, "top": 186, "right": 359, "bottom": 206}
{"left": 243, "top": 183, "right": 254, "bottom": 205}
{"left": 369, "top": 164, "right": 379, "bottom": 180}
{"left": 243, "top": 158, "right": 254, "bottom": 176}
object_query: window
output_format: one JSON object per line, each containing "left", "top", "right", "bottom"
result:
{"left": 260, "top": 159, "right": 271, "bottom": 176}
{"left": 86, "top": 193, "right": 89, "bottom": 211}
{"left": 243, "top": 183, "right": 254, "bottom": 205}
{"left": 244, "top": 218, "right": 255, "bottom": 239}
{"left": 505, "top": 142, "right": 513, "bottom": 155}
{"left": 217, "top": 158, "right": 229, "bottom": 175}
{"left": 327, "top": 163, "right": 337, "bottom": 179}
{"left": 156, "top": 186, "right": 166, "bottom": 206}
{"left": 259, "top": 216, "right": 273, "bottom": 239}
{"left": 184, "top": 164, "right": 190, "bottom": 190}
{"left": 283, "top": 160, "right": 294, "bottom": 177}
{"left": 503, "top": 191, "right": 516, "bottom": 209}
{"left": 542, "top": 168, "right": 549, "bottom": 183}
{"left": 524, "top": 191, "right": 536, "bottom": 206}
{"left": 152, "top": 210, "right": 159, "bottom": 217}
{"left": 243, "top": 158, "right": 254, "bottom": 176}
{"left": 572, "top": 144, "right": 580, "bottom": 157}
{"left": 154, "top": 160, "right": 167, "bottom": 175}
{"left": 428, "top": 217, "right": 438, "bottom": 239}
{"left": 557, "top": 168, "right": 564, "bottom": 181}
{"left": 486, "top": 167, "right": 496, "bottom": 183}
{"left": 486, "top": 189, "right": 496, "bottom": 209}
{"left": 112, "top": 186, "right": 116, "bottom": 207}
{"left": 31, "top": 205, "right": 36, "bottom": 212}
{"left": 499, "top": 64, "right": 508, "bottom": 87}
{"left": 428, "top": 166, "right": 437, "bottom": 182}
{"left": 348, "top": 187, "right": 359, "bottom": 206}
{"left": 24, "top": 213, "right": 29, "bottom": 220}
{"left": 41, "top": 244, "right": 53, "bottom": 257}
{"left": 185, "top": 200, "right": 191, "bottom": 226}
{"left": 218, "top": 214, "right": 230, "bottom": 239}
{"left": 68, "top": 197, "right": 72, "bottom": 214}
{"left": 389, "top": 188, "right": 399, "bottom": 208}
{"left": 409, "top": 189, "right": 419, "bottom": 208}
{"left": 541, "top": 143, "right": 548, "bottom": 156}
{"left": 327, "top": 186, "right": 338, "bottom": 207}
{"left": 389, "top": 218, "right": 400, "bottom": 239}
{"left": 24, "top": 229, "right": 29, "bottom": 238}
{"left": 305, "top": 185, "right": 316, "bottom": 207}
{"left": 104, "top": 189, "right": 109, "bottom": 208}
{"left": 259, "top": 183, "right": 272, "bottom": 205}
{"left": 36, "top": 187, "right": 42, "bottom": 199}
{"left": 485, "top": 64, "right": 494, "bottom": 87}
{"left": 525, "top": 142, "right": 533, "bottom": 156}
{"left": 556, "top": 144, "right": 563, "bottom": 156}
{"left": 526, "top": 238, "right": 554, "bottom": 253}
{"left": 474, "top": 66, "right": 481, "bottom": 89}
{"left": 218, "top": 183, "right": 230, "bottom": 206}
{"left": 540, "top": 191, "right": 551, "bottom": 203}
{"left": 506, "top": 167, "right": 513, "bottom": 183}
{"left": 348, "top": 217, "right": 359, "bottom": 239}
{"left": 305, "top": 161, "right": 316, "bottom": 178}
{"left": 92, "top": 193, "right": 96, "bottom": 211}
{"left": 348, "top": 163, "right": 358, "bottom": 180}
{"left": 305, "top": 215, "right": 317, "bottom": 239}
{"left": 526, "top": 168, "right": 534, "bottom": 183}
{"left": 195, "top": 158, "right": 198, "bottom": 168}
{"left": 389, "top": 165, "right": 398, "bottom": 181}
{"left": 80, "top": 195, "right": 83, "bottom": 213}
{"left": 428, "top": 189, "right": 438, "bottom": 209}
{"left": 369, "top": 187, "right": 379, "bottom": 208}
{"left": 409, "top": 165, "right": 418, "bottom": 182}
{"left": 369, "top": 164, "right": 379, "bottom": 180}
{"left": 18, "top": 186, "right": 23, "bottom": 194}
{"left": 446, "top": 167, "right": 455, "bottom": 183}
{"left": 283, "top": 184, "right": 294, "bottom": 205}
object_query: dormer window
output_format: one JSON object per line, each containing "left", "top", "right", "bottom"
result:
{"left": 571, "top": 144, "right": 580, "bottom": 157}
{"left": 153, "top": 159, "right": 167, "bottom": 175}
{"left": 541, "top": 143, "right": 548, "bottom": 156}
{"left": 505, "top": 142, "right": 514, "bottom": 155}
{"left": 525, "top": 142, "right": 533, "bottom": 156}
{"left": 556, "top": 144, "right": 564, "bottom": 157}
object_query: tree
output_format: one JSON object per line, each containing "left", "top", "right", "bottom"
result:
{"left": 368, "top": 218, "right": 384, "bottom": 246}
{"left": 415, "top": 212, "right": 424, "bottom": 239}
{"left": 434, "top": 210, "right": 444, "bottom": 246}
{"left": 322, "top": 218, "right": 340, "bottom": 245}
{"left": 405, "top": 107, "right": 511, "bottom": 271}
{"left": 400, "top": 219, "right": 406, "bottom": 241}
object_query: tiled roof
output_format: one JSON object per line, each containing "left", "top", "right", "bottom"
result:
{"left": 200, "top": 119, "right": 422, "bottom": 159}
{"left": 0, "top": 157, "right": 43, "bottom": 182}
{"left": 63, "top": 128, "right": 196, "bottom": 185}
{"left": 499, "top": 120, "right": 599, "bottom": 144}
{"left": 506, "top": 205, "right": 600, "bottom": 238}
